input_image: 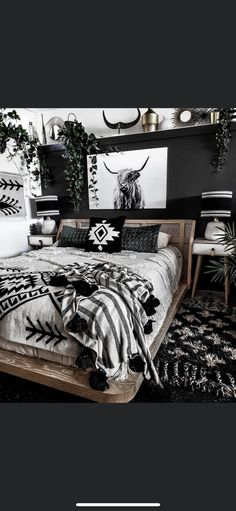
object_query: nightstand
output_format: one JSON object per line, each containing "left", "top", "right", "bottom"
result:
{"left": 27, "top": 234, "right": 56, "bottom": 249}
{"left": 191, "top": 238, "right": 232, "bottom": 305}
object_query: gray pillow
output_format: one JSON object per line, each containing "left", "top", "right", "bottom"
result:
{"left": 122, "top": 224, "right": 161, "bottom": 252}
{"left": 58, "top": 226, "right": 89, "bottom": 248}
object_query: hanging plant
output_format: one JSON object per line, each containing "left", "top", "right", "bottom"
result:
{"left": 211, "top": 108, "right": 236, "bottom": 171}
{"left": 58, "top": 116, "right": 100, "bottom": 212}
{"left": 0, "top": 108, "right": 41, "bottom": 194}
{"left": 87, "top": 154, "right": 100, "bottom": 208}
{"left": 37, "top": 145, "right": 51, "bottom": 189}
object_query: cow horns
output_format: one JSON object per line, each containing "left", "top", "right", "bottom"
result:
{"left": 138, "top": 156, "right": 150, "bottom": 171}
{"left": 103, "top": 156, "right": 150, "bottom": 175}
{"left": 103, "top": 162, "right": 118, "bottom": 174}
{"left": 103, "top": 109, "right": 141, "bottom": 130}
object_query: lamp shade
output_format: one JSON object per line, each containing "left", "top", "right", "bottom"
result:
{"left": 201, "top": 191, "right": 232, "bottom": 218}
{"left": 35, "top": 195, "right": 60, "bottom": 217}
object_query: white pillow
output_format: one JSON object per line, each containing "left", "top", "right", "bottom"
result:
{"left": 157, "top": 232, "right": 171, "bottom": 249}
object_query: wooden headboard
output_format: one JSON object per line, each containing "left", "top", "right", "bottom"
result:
{"left": 57, "top": 218, "right": 196, "bottom": 289}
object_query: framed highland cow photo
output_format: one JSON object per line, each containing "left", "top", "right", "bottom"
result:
{"left": 87, "top": 146, "right": 168, "bottom": 210}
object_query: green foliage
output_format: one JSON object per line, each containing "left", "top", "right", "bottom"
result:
{"left": 205, "top": 223, "right": 236, "bottom": 286}
{"left": 211, "top": 108, "right": 236, "bottom": 171}
{"left": 58, "top": 119, "right": 100, "bottom": 212}
{"left": 0, "top": 108, "right": 40, "bottom": 192}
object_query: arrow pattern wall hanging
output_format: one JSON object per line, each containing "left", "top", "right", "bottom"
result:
{"left": 0, "top": 172, "right": 26, "bottom": 218}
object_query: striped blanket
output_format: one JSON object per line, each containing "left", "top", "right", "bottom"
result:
{"left": 55, "top": 261, "right": 161, "bottom": 384}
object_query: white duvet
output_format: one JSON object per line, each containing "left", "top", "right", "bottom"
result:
{"left": 0, "top": 246, "right": 182, "bottom": 366}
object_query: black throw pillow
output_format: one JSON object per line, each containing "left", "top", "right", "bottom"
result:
{"left": 85, "top": 216, "right": 126, "bottom": 253}
{"left": 122, "top": 224, "right": 161, "bottom": 252}
{"left": 58, "top": 226, "right": 89, "bottom": 248}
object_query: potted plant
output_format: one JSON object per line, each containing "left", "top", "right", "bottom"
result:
{"left": 206, "top": 223, "right": 236, "bottom": 287}
{"left": 0, "top": 108, "right": 49, "bottom": 193}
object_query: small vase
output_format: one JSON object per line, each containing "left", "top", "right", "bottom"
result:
{"left": 210, "top": 111, "right": 219, "bottom": 124}
{"left": 142, "top": 108, "right": 159, "bottom": 132}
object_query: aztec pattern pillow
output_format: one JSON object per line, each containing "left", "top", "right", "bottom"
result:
{"left": 58, "top": 226, "right": 89, "bottom": 248}
{"left": 121, "top": 224, "right": 161, "bottom": 253}
{"left": 85, "top": 216, "right": 126, "bottom": 253}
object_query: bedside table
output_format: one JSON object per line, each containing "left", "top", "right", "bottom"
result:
{"left": 191, "top": 238, "right": 233, "bottom": 305}
{"left": 27, "top": 234, "right": 56, "bottom": 249}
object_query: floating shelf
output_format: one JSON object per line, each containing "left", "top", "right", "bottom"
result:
{"left": 39, "top": 122, "right": 236, "bottom": 152}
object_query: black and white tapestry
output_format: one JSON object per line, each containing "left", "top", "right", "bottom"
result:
{"left": 87, "top": 147, "right": 168, "bottom": 210}
{"left": 0, "top": 172, "right": 26, "bottom": 218}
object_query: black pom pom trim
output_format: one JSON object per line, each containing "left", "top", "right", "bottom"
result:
{"left": 89, "top": 369, "right": 109, "bottom": 391}
{"left": 67, "top": 314, "right": 87, "bottom": 334}
{"left": 142, "top": 294, "right": 160, "bottom": 316}
{"left": 76, "top": 348, "right": 94, "bottom": 370}
{"left": 129, "top": 354, "right": 145, "bottom": 373}
{"left": 49, "top": 275, "right": 68, "bottom": 287}
{"left": 72, "top": 279, "right": 98, "bottom": 297}
{"left": 144, "top": 319, "right": 155, "bottom": 335}
{"left": 150, "top": 295, "right": 160, "bottom": 307}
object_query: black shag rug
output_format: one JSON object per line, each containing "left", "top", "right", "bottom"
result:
{"left": 0, "top": 293, "right": 236, "bottom": 403}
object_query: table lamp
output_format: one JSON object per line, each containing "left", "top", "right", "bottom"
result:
{"left": 201, "top": 190, "right": 233, "bottom": 240}
{"left": 35, "top": 195, "right": 60, "bottom": 235}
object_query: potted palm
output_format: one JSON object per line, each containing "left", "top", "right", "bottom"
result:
{"left": 206, "top": 223, "right": 236, "bottom": 287}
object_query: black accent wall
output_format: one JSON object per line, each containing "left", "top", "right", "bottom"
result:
{"left": 41, "top": 124, "right": 236, "bottom": 237}
{"left": 40, "top": 124, "right": 236, "bottom": 242}
{"left": 40, "top": 125, "right": 236, "bottom": 294}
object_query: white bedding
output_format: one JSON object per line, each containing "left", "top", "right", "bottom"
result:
{"left": 0, "top": 246, "right": 182, "bottom": 367}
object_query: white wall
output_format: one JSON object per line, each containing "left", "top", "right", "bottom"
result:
{"left": 31, "top": 108, "right": 175, "bottom": 142}
{"left": 0, "top": 109, "right": 39, "bottom": 258}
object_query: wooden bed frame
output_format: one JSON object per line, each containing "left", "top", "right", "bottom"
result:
{"left": 0, "top": 219, "right": 196, "bottom": 403}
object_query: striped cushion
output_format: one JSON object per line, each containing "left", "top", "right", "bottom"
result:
{"left": 58, "top": 226, "right": 89, "bottom": 248}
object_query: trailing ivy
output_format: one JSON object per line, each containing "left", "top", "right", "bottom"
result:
{"left": 58, "top": 119, "right": 101, "bottom": 212}
{"left": 0, "top": 108, "right": 41, "bottom": 193}
{"left": 211, "top": 108, "right": 236, "bottom": 171}
{"left": 88, "top": 154, "right": 100, "bottom": 208}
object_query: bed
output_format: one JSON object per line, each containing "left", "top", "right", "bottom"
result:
{"left": 0, "top": 219, "right": 195, "bottom": 403}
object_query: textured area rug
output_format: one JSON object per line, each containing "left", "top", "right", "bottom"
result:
{"left": 0, "top": 293, "right": 236, "bottom": 402}
{"left": 136, "top": 292, "right": 236, "bottom": 402}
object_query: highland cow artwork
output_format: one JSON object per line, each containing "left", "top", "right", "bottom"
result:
{"left": 87, "top": 147, "right": 168, "bottom": 210}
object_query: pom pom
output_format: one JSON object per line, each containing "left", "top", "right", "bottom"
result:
{"left": 142, "top": 294, "right": 160, "bottom": 316}
{"left": 129, "top": 354, "right": 145, "bottom": 373}
{"left": 72, "top": 279, "right": 98, "bottom": 296}
{"left": 76, "top": 348, "right": 94, "bottom": 370}
{"left": 49, "top": 275, "right": 68, "bottom": 287}
{"left": 150, "top": 295, "right": 160, "bottom": 307}
{"left": 144, "top": 319, "right": 154, "bottom": 335}
{"left": 89, "top": 369, "right": 109, "bottom": 391}
{"left": 67, "top": 314, "right": 87, "bottom": 334}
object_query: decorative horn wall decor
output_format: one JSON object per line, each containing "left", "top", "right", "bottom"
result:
{"left": 103, "top": 108, "right": 141, "bottom": 134}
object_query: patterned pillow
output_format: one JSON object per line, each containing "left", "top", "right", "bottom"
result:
{"left": 85, "top": 216, "right": 126, "bottom": 253}
{"left": 58, "top": 226, "right": 89, "bottom": 248}
{"left": 122, "top": 224, "right": 161, "bottom": 252}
